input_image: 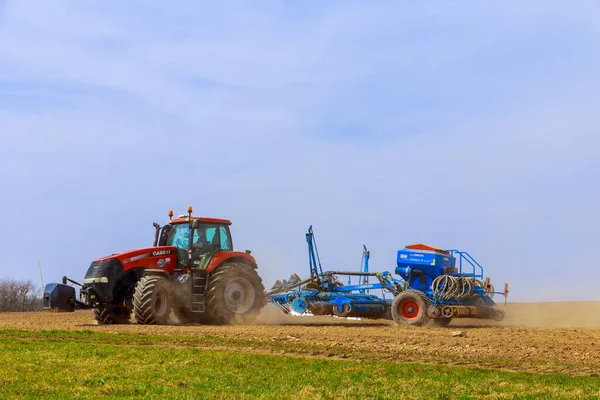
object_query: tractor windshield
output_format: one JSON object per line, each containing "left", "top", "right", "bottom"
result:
{"left": 167, "top": 223, "right": 192, "bottom": 250}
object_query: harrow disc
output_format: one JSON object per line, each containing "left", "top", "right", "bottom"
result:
{"left": 333, "top": 303, "right": 352, "bottom": 317}
{"left": 291, "top": 297, "right": 309, "bottom": 314}
{"left": 426, "top": 306, "right": 440, "bottom": 318}
{"left": 441, "top": 306, "right": 454, "bottom": 318}
{"left": 492, "top": 308, "right": 505, "bottom": 321}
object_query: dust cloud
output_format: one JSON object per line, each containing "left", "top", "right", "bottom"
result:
{"left": 498, "top": 301, "right": 600, "bottom": 329}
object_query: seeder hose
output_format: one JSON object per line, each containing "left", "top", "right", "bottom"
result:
{"left": 432, "top": 276, "right": 495, "bottom": 300}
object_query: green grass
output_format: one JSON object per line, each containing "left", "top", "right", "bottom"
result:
{"left": 0, "top": 330, "right": 598, "bottom": 399}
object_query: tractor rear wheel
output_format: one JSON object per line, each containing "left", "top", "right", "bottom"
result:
{"left": 133, "top": 276, "right": 172, "bottom": 325}
{"left": 205, "top": 262, "right": 264, "bottom": 325}
{"left": 391, "top": 290, "right": 429, "bottom": 326}
{"left": 93, "top": 305, "right": 131, "bottom": 325}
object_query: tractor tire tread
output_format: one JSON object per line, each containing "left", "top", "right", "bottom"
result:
{"left": 133, "top": 276, "right": 169, "bottom": 325}
{"left": 205, "top": 262, "right": 264, "bottom": 325}
{"left": 93, "top": 307, "right": 115, "bottom": 325}
{"left": 93, "top": 305, "right": 130, "bottom": 325}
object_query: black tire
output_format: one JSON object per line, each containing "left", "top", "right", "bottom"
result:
{"left": 133, "top": 276, "right": 172, "bottom": 325}
{"left": 205, "top": 262, "right": 264, "bottom": 325}
{"left": 93, "top": 305, "right": 131, "bottom": 325}
{"left": 391, "top": 290, "right": 429, "bottom": 326}
{"left": 433, "top": 317, "right": 452, "bottom": 327}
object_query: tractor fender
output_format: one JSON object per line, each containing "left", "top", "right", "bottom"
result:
{"left": 142, "top": 269, "right": 172, "bottom": 281}
{"left": 206, "top": 251, "right": 257, "bottom": 273}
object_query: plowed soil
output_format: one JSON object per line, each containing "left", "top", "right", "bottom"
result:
{"left": 2, "top": 302, "right": 600, "bottom": 377}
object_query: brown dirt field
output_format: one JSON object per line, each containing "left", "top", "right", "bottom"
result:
{"left": 2, "top": 302, "right": 600, "bottom": 377}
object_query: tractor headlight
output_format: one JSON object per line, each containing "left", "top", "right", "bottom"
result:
{"left": 83, "top": 277, "right": 109, "bottom": 284}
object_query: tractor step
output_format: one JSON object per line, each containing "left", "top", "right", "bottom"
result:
{"left": 191, "top": 275, "right": 207, "bottom": 313}
{"left": 191, "top": 295, "right": 206, "bottom": 312}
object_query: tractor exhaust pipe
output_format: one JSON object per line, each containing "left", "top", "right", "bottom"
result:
{"left": 153, "top": 223, "right": 161, "bottom": 247}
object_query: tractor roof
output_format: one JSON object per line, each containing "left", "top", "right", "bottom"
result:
{"left": 170, "top": 217, "right": 232, "bottom": 225}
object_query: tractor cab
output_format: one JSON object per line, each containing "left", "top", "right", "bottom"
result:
{"left": 154, "top": 209, "right": 234, "bottom": 270}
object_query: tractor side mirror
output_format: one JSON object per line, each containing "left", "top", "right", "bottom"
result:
{"left": 191, "top": 219, "right": 200, "bottom": 229}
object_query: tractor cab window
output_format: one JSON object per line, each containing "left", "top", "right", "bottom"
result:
{"left": 192, "top": 223, "right": 232, "bottom": 252}
{"left": 220, "top": 226, "right": 232, "bottom": 250}
{"left": 203, "top": 227, "right": 217, "bottom": 244}
{"left": 192, "top": 224, "right": 217, "bottom": 250}
{"left": 167, "top": 223, "right": 191, "bottom": 250}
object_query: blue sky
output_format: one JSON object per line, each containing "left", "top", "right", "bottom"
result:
{"left": 0, "top": 1, "right": 598, "bottom": 301}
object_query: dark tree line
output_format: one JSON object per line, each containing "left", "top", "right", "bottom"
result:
{"left": 0, "top": 278, "right": 43, "bottom": 312}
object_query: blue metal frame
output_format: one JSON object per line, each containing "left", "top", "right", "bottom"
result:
{"left": 448, "top": 250, "right": 484, "bottom": 279}
{"left": 269, "top": 227, "right": 402, "bottom": 318}
{"left": 306, "top": 226, "right": 324, "bottom": 284}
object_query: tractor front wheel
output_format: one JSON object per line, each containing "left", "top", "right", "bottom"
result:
{"left": 133, "top": 276, "right": 172, "bottom": 325}
{"left": 93, "top": 305, "right": 131, "bottom": 325}
{"left": 391, "top": 291, "right": 429, "bottom": 326}
{"left": 205, "top": 263, "right": 264, "bottom": 325}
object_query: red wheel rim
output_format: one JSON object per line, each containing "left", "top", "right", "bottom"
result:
{"left": 401, "top": 300, "right": 419, "bottom": 319}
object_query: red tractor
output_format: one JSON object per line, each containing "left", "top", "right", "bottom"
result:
{"left": 43, "top": 207, "right": 265, "bottom": 325}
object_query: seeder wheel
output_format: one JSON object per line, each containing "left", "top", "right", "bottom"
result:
{"left": 391, "top": 291, "right": 429, "bottom": 326}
